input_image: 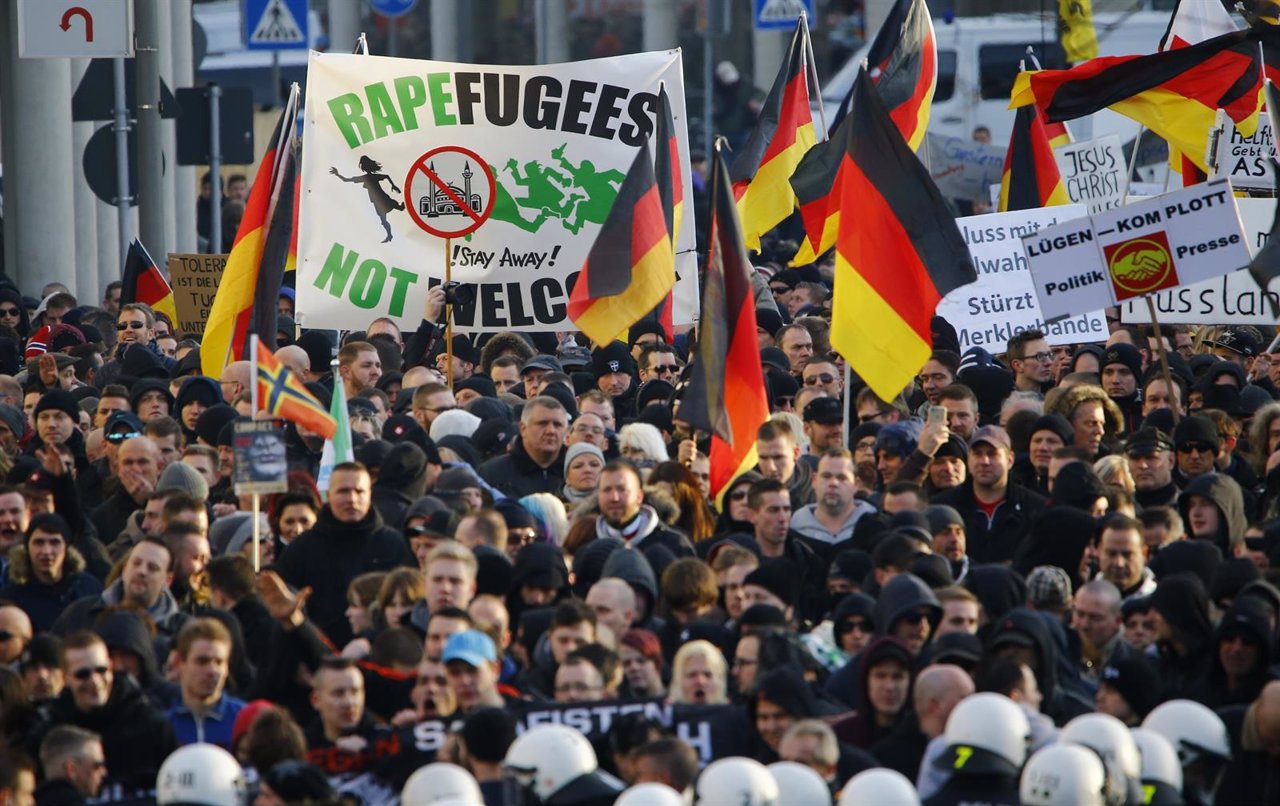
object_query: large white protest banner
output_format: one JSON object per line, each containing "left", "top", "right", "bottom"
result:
{"left": 1121, "top": 198, "right": 1280, "bottom": 324}
{"left": 1023, "top": 178, "right": 1249, "bottom": 321}
{"left": 297, "top": 51, "right": 697, "bottom": 332}
{"left": 1053, "top": 134, "right": 1126, "bottom": 213}
{"left": 936, "top": 204, "right": 1106, "bottom": 350}
{"left": 927, "top": 134, "right": 1005, "bottom": 201}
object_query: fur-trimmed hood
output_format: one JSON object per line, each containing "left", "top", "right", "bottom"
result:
{"left": 569, "top": 486, "right": 682, "bottom": 526}
{"left": 5, "top": 543, "right": 86, "bottom": 585}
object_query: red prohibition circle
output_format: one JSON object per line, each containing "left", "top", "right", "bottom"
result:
{"left": 404, "top": 145, "right": 497, "bottom": 239}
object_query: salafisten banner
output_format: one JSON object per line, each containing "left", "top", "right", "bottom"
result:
{"left": 297, "top": 51, "right": 698, "bottom": 333}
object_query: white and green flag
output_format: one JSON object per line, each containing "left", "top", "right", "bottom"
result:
{"left": 317, "top": 363, "right": 353, "bottom": 495}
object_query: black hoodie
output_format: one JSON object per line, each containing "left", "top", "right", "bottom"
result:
{"left": 987, "top": 608, "right": 1092, "bottom": 726}
{"left": 28, "top": 674, "right": 177, "bottom": 793}
{"left": 1189, "top": 596, "right": 1279, "bottom": 709}
{"left": 276, "top": 505, "right": 414, "bottom": 647}
{"left": 370, "top": 442, "right": 428, "bottom": 528}
{"left": 0, "top": 284, "right": 31, "bottom": 338}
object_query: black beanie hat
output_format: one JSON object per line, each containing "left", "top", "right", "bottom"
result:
{"left": 1029, "top": 414, "right": 1074, "bottom": 446}
{"left": 744, "top": 559, "right": 802, "bottom": 609}
{"left": 591, "top": 340, "right": 635, "bottom": 379}
{"left": 296, "top": 330, "right": 334, "bottom": 374}
{"left": 34, "top": 389, "right": 78, "bottom": 421}
{"left": 1100, "top": 654, "right": 1162, "bottom": 720}
{"left": 1173, "top": 414, "right": 1220, "bottom": 451}
{"left": 1102, "top": 343, "right": 1143, "bottom": 380}
{"left": 194, "top": 404, "right": 238, "bottom": 446}
{"left": 1149, "top": 573, "right": 1212, "bottom": 644}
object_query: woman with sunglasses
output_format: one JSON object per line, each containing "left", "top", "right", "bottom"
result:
{"left": 0, "top": 285, "right": 31, "bottom": 340}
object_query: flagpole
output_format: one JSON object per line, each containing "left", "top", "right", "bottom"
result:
{"left": 1145, "top": 297, "right": 1182, "bottom": 426}
{"left": 249, "top": 333, "right": 261, "bottom": 572}
{"left": 445, "top": 237, "right": 454, "bottom": 389}
{"left": 1122, "top": 122, "right": 1143, "bottom": 201}
{"left": 799, "top": 12, "right": 828, "bottom": 141}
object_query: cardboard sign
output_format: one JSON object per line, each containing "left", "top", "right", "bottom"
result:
{"left": 1023, "top": 178, "right": 1249, "bottom": 321}
{"left": 927, "top": 133, "right": 1006, "bottom": 201}
{"left": 936, "top": 204, "right": 1107, "bottom": 350}
{"left": 1054, "top": 134, "right": 1127, "bottom": 213}
{"left": 1210, "top": 111, "right": 1276, "bottom": 191}
{"left": 1121, "top": 197, "right": 1280, "bottom": 324}
{"left": 233, "top": 421, "right": 289, "bottom": 495}
{"left": 167, "top": 253, "right": 227, "bottom": 337}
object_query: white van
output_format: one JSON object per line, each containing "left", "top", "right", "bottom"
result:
{"left": 817, "top": 10, "right": 1208, "bottom": 146}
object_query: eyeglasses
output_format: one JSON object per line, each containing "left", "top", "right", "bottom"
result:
{"left": 729, "top": 489, "right": 749, "bottom": 501}
{"left": 72, "top": 665, "right": 110, "bottom": 681}
{"left": 1177, "top": 442, "right": 1215, "bottom": 455}
{"left": 899, "top": 610, "right": 931, "bottom": 624}
{"left": 1023, "top": 352, "right": 1054, "bottom": 364}
{"left": 554, "top": 682, "right": 601, "bottom": 694}
{"left": 510, "top": 528, "right": 539, "bottom": 545}
{"left": 106, "top": 430, "right": 141, "bottom": 444}
{"left": 0, "top": 307, "right": 19, "bottom": 317}
{"left": 651, "top": 364, "right": 679, "bottom": 374}
{"left": 0, "top": 630, "right": 16, "bottom": 642}
{"left": 731, "top": 657, "right": 758, "bottom": 669}
{"left": 571, "top": 424, "right": 605, "bottom": 436}
{"left": 804, "top": 373, "right": 836, "bottom": 386}
{"left": 116, "top": 321, "right": 146, "bottom": 331}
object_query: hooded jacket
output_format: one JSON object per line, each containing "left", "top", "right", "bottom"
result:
{"left": 1149, "top": 573, "right": 1215, "bottom": 702}
{"left": 1189, "top": 596, "right": 1279, "bottom": 709}
{"left": 1178, "top": 473, "right": 1248, "bottom": 556}
{"left": 0, "top": 545, "right": 102, "bottom": 633}
{"left": 28, "top": 673, "right": 177, "bottom": 792}
{"left": 831, "top": 636, "right": 915, "bottom": 749}
{"left": 987, "top": 608, "right": 1092, "bottom": 726}
{"left": 173, "top": 376, "right": 222, "bottom": 441}
{"left": 600, "top": 545, "right": 661, "bottom": 627}
{"left": 477, "top": 436, "right": 567, "bottom": 499}
{"left": 275, "top": 505, "right": 415, "bottom": 647}
{"left": 931, "top": 480, "right": 1047, "bottom": 563}
{"left": 873, "top": 573, "right": 942, "bottom": 645}
{"left": 0, "top": 284, "right": 32, "bottom": 338}
{"left": 748, "top": 666, "right": 844, "bottom": 760}
{"left": 370, "top": 442, "right": 428, "bottom": 528}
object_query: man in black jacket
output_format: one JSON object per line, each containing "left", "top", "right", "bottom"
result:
{"left": 35, "top": 725, "right": 108, "bottom": 806}
{"left": 931, "top": 426, "right": 1047, "bottom": 563}
{"left": 593, "top": 460, "right": 693, "bottom": 557}
{"left": 28, "top": 632, "right": 176, "bottom": 794}
{"left": 276, "top": 462, "right": 414, "bottom": 647}
{"left": 477, "top": 396, "right": 569, "bottom": 498}
{"left": 1217, "top": 680, "right": 1280, "bottom": 806}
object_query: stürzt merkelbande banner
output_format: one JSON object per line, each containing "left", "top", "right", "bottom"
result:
{"left": 298, "top": 51, "right": 698, "bottom": 333}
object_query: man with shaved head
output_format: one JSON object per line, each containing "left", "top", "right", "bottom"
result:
{"left": 274, "top": 345, "right": 311, "bottom": 381}
{"left": 0, "top": 605, "right": 32, "bottom": 664}
{"left": 90, "top": 437, "right": 160, "bottom": 543}
{"left": 218, "top": 361, "right": 251, "bottom": 404}
{"left": 585, "top": 578, "right": 637, "bottom": 644}
{"left": 871, "top": 664, "right": 974, "bottom": 780}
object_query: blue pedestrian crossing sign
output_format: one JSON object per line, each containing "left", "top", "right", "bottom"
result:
{"left": 244, "top": 0, "right": 309, "bottom": 50}
{"left": 754, "top": 0, "right": 814, "bottom": 29}
{"left": 369, "top": 0, "right": 419, "bottom": 18}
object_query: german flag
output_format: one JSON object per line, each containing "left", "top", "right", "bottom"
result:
{"left": 634, "top": 83, "right": 683, "bottom": 342}
{"left": 1160, "top": 0, "right": 1239, "bottom": 186}
{"left": 255, "top": 338, "right": 337, "bottom": 439}
{"left": 120, "top": 238, "right": 178, "bottom": 327}
{"left": 998, "top": 106, "right": 1072, "bottom": 212}
{"left": 1248, "top": 79, "right": 1280, "bottom": 314}
{"left": 683, "top": 143, "right": 770, "bottom": 502}
{"left": 567, "top": 138, "right": 675, "bottom": 347}
{"left": 831, "top": 68, "right": 975, "bottom": 401}
{"left": 202, "top": 83, "right": 300, "bottom": 377}
{"left": 1043, "top": 119, "right": 1071, "bottom": 148}
{"left": 789, "top": 0, "right": 937, "bottom": 266}
{"left": 730, "top": 19, "right": 817, "bottom": 252}
{"left": 1010, "top": 28, "right": 1264, "bottom": 173}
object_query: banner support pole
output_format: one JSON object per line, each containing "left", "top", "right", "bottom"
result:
{"left": 1145, "top": 296, "right": 1181, "bottom": 425}
{"left": 445, "top": 237, "right": 454, "bottom": 389}
{"left": 252, "top": 493, "right": 261, "bottom": 573}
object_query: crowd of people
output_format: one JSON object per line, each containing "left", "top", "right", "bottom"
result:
{"left": 0, "top": 268, "right": 1279, "bottom": 806}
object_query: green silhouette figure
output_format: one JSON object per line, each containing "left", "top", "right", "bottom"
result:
{"left": 506, "top": 157, "right": 573, "bottom": 214}
{"left": 551, "top": 143, "right": 625, "bottom": 234}
{"left": 487, "top": 167, "right": 553, "bottom": 234}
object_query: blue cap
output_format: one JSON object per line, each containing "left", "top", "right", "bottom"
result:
{"left": 443, "top": 629, "right": 497, "bottom": 667}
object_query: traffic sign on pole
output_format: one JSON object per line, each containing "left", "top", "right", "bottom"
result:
{"left": 754, "top": 0, "right": 813, "bottom": 30}
{"left": 244, "top": 0, "right": 309, "bottom": 50}
{"left": 369, "top": 0, "right": 418, "bottom": 19}
{"left": 18, "top": 0, "right": 134, "bottom": 58}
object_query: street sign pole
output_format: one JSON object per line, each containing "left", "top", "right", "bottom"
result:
{"left": 135, "top": 0, "right": 166, "bottom": 259}
{"left": 113, "top": 58, "right": 132, "bottom": 262}
{"left": 210, "top": 83, "right": 223, "bottom": 254}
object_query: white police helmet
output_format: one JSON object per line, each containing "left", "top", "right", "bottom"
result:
{"left": 1060, "top": 713, "right": 1143, "bottom": 780}
{"left": 767, "top": 761, "right": 832, "bottom": 806}
{"left": 401, "top": 762, "right": 483, "bottom": 805}
{"left": 696, "top": 757, "right": 779, "bottom": 806}
{"left": 156, "top": 745, "right": 246, "bottom": 806}
{"left": 1021, "top": 744, "right": 1113, "bottom": 806}
{"left": 837, "top": 768, "right": 920, "bottom": 806}
{"left": 616, "top": 782, "right": 685, "bottom": 806}
{"left": 503, "top": 724, "right": 599, "bottom": 800}
{"left": 938, "top": 692, "right": 1032, "bottom": 774}
{"left": 1131, "top": 728, "right": 1184, "bottom": 795}
{"left": 1142, "top": 700, "right": 1232, "bottom": 765}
